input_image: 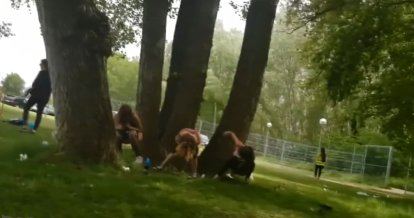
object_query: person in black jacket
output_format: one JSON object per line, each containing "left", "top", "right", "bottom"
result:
{"left": 21, "top": 59, "right": 52, "bottom": 133}
{"left": 217, "top": 131, "right": 255, "bottom": 182}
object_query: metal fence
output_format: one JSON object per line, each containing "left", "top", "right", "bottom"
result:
{"left": 195, "top": 120, "right": 393, "bottom": 184}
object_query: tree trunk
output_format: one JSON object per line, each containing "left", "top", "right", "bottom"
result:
{"left": 158, "top": 0, "right": 194, "bottom": 139}
{"left": 199, "top": 0, "right": 279, "bottom": 175}
{"left": 35, "top": 0, "right": 116, "bottom": 162}
{"left": 159, "top": 0, "right": 221, "bottom": 152}
{"left": 136, "top": 0, "right": 169, "bottom": 164}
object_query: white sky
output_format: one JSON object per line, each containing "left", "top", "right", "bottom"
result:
{"left": 0, "top": 0, "right": 245, "bottom": 86}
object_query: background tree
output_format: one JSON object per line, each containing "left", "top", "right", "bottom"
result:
{"left": 286, "top": 0, "right": 414, "bottom": 153}
{"left": 107, "top": 54, "right": 138, "bottom": 104}
{"left": 200, "top": 21, "right": 243, "bottom": 125}
{"left": 1, "top": 73, "right": 25, "bottom": 96}
{"left": 0, "top": 22, "right": 13, "bottom": 38}
{"left": 199, "top": 0, "right": 279, "bottom": 174}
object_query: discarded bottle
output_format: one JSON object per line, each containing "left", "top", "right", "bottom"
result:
{"left": 144, "top": 158, "right": 152, "bottom": 170}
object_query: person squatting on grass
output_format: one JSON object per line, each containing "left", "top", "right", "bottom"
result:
{"left": 314, "top": 147, "right": 327, "bottom": 179}
{"left": 113, "top": 104, "right": 144, "bottom": 163}
{"left": 21, "top": 59, "right": 52, "bottom": 133}
{"left": 217, "top": 131, "right": 255, "bottom": 182}
{"left": 156, "top": 128, "right": 201, "bottom": 178}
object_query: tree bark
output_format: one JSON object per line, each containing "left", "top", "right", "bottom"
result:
{"left": 158, "top": 0, "right": 194, "bottom": 139}
{"left": 159, "top": 0, "right": 221, "bottom": 153}
{"left": 199, "top": 0, "right": 279, "bottom": 175}
{"left": 136, "top": 0, "right": 169, "bottom": 164}
{"left": 35, "top": 0, "right": 116, "bottom": 163}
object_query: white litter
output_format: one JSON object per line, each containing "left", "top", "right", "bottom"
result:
{"left": 19, "top": 153, "right": 28, "bottom": 161}
{"left": 356, "top": 191, "right": 369, "bottom": 196}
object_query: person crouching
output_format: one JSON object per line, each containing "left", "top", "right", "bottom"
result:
{"left": 156, "top": 128, "right": 201, "bottom": 178}
{"left": 217, "top": 131, "right": 255, "bottom": 182}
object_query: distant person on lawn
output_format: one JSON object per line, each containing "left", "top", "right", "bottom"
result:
{"left": 21, "top": 59, "right": 52, "bottom": 133}
{"left": 113, "top": 104, "right": 144, "bottom": 163}
{"left": 314, "top": 147, "right": 327, "bottom": 179}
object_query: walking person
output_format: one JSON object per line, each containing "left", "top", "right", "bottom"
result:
{"left": 21, "top": 59, "right": 52, "bottom": 133}
{"left": 314, "top": 147, "right": 327, "bottom": 179}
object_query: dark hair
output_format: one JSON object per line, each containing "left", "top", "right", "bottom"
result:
{"left": 41, "top": 59, "right": 48, "bottom": 68}
{"left": 117, "top": 104, "right": 141, "bottom": 129}
{"left": 320, "top": 147, "right": 326, "bottom": 162}
{"left": 239, "top": 146, "right": 255, "bottom": 162}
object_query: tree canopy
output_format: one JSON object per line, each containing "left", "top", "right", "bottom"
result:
{"left": 0, "top": 22, "right": 13, "bottom": 38}
{"left": 1, "top": 72, "right": 25, "bottom": 96}
{"left": 107, "top": 53, "right": 138, "bottom": 104}
{"left": 286, "top": 0, "right": 414, "bottom": 152}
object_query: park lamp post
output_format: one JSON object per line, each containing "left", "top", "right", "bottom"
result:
{"left": 318, "top": 118, "right": 327, "bottom": 150}
{"left": 264, "top": 122, "right": 272, "bottom": 157}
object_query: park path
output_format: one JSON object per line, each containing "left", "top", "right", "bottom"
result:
{"left": 255, "top": 159, "right": 414, "bottom": 198}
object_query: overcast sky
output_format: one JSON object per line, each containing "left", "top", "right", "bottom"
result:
{"left": 0, "top": 0, "right": 245, "bottom": 86}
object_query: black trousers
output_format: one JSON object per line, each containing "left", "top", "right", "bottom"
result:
{"left": 22, "top": 96, "right": 47, "bottom": 130}
{"left": 218, "top": 156, "right": 253, "bottom": 180}
{"left": 314, "top": 165, "right": 324, "bottom": 178}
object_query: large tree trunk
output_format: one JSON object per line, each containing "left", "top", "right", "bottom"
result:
{"left": 199, "top": 0, "right": 279, "bottom": 175}
{"left": 136, "top": 0, "right": 169, "bottom": 164}
{"left": 159, "top": 0, "right": 221, "bottom": 152}
{"left": 35, "top": 0, "right": 116, "bottom": 162}
{"left": 157, "top": 0, "right": 194, "bottom": 139}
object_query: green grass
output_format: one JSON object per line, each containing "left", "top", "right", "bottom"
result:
{"left": 0, "top": 104, "right": 414, "bottom": 218}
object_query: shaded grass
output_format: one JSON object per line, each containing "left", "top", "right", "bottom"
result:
{"left": 0, "top": 105, "right": 413, "bottom": 218}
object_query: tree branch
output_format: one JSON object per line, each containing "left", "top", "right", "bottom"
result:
{"left": 285, "top": 3, "right": 346, "bottom": 34}
{"left": 384, "top": 0, "right": 414, "bottom": 7}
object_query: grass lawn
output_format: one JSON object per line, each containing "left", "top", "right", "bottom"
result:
{"left": 0, "top": 104, "right": 413, "bottom": 218}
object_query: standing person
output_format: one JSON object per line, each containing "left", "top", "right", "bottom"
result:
{"left": 113, "top": 104, "right": 144, "bottom": 163}
{"left": 21, "top": 59, "right": 52, "bottom": 133}
{"left": 314, "top": 147, "right": 327, "bottom": 179}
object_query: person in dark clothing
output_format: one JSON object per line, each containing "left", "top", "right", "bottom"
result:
{"left": 217, "top": 131, "right": 256, "bottom": 182}
{"left": 21, "top": 59, "right": 52, "bottom": 133}
{"left": 314, "top": 147, "right": 327, "bottom": 179}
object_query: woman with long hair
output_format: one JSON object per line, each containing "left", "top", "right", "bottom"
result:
{"left": 217, "top": 131, "right": 255, "bottom": 182}
{"left": 156, "top": 128, "right": 201, "bottom": 178}
{"left": 113, "top": 104, "right": 143, "bottom": 162}
{"left": 314, "top": 147, "right": 327, "bottom": 179}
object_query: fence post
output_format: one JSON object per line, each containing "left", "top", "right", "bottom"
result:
{"left": 264, "top": 128, "right": 270, "bottom": 157}
{"left": 280, "top": 141, "right": 285, "bottom": 162}
{"left": 362, "top": 145, "right": 368, "bottom": 179}
{"left": 350, "top": 145, "right": 356, "bottom": 174}
{"left": 385, "top": 146, "right": 393, "bottom": 185}
{"left": 198, "top": 120, "right": 203, "bottom": 132}
{"left": 213, "top": 102, "right": 217, "bottom": 129}
{"left": 304, "top": 146, "right": 308, "bottom": 162}
{"left": 404, "top": 153, "right": 412, "bottom": 195}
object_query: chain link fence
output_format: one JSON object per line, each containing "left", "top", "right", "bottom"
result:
{"left": 195, "top": 120, "right": 393, "bottom": 185}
